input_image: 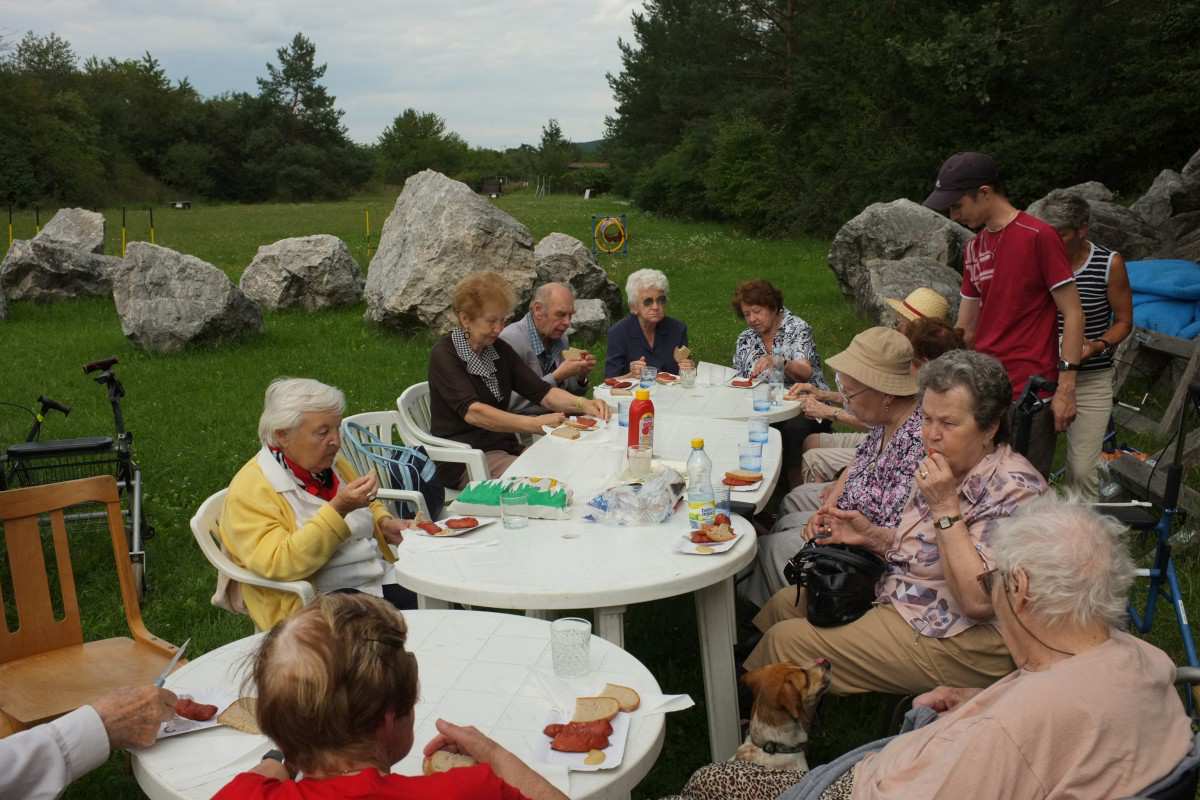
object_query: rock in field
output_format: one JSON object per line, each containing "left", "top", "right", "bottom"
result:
{"left": 113, "top": 242, "right": 262, "bottom": 353}
{"left": 533, "top": 233, "right": 623, "bottom": 318}
{"left": 566, "top": 298, "right": 610, "bottom": 345}
{"left": 240, "top": 235, "right": 364, "bottom": 311}
{"left": 364, "top": 170, "right": 536, "bottom": 334}
{"left": 827, "top": 198, "right": 972, "bottom": 314}
{"left": 34, "top": 207, "right": 107, "bottom": 254}
{"left": 0, "top": 239, "right": 123, "bottom": 301}
{"left": 862, "top": 257, "right": 962, "bottom": 326}
{"left": 1027, "top": 182, "right": 1162, "bottom": 260}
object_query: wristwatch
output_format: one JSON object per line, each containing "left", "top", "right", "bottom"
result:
{"left": 1057, "top": 359, "right": 1080, "bottom": 372}
{"left": 1096, "top": 339, "right": 1114, "bottom": 356}
{"left": 934, "top": 514, "right": 962, "bottom": 530}
{"left": 262, "top": 749, "right": 285, "bottom": 763}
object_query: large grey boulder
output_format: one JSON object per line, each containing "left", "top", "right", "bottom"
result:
{"left": 34, "top": 208, "right": 106, "bottom": 254}
{"left": 239, "top": 235, "right": 364, "bottom": 311}
{"left": 0, "top": 284, "right": 7, "bottom": 321}
{"left": 827, "top": 199, "right": 972, "bottom": 309}
{"left": 533, "top": 233, "right": 623, "bottom": 318}
{"left": 1132, "top": 170, "right": 1200, "bottom": 228}
{"left": 113, "top": 242, "right": 262, "bottom": 353}
{"left": 1027, "top": 183, "right": 1162, "bottom": 260}
{"left": 364, "top": 170, "right": 536, "bottom": 334}
{"left": 0, "top": 238, "right": 122, "bottom": 301}
{"left": 861, "top": 257, "right": 962, "bottom": 326}
{"left": 566, "top": 298, "right": 609, "bottom": 345}
{"left": 1183, "top": 146, "right": 1200, "bottom": 180}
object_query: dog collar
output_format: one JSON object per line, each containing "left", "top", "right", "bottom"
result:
{"left": 760, "top": 740, "right": 807, "bottom": 755}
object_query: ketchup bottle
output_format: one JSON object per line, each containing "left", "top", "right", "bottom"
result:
{"left": 627, "top": 388, "right": 654, "bottom": 450}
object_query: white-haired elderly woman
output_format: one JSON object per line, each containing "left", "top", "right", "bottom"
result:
{"left": 218, "top": 378, "right": 414, "bottom": 631}
{"left": 746, "top": 351, "right": 1047, "bottom": 695}
{"left": 664, "top": 496, "right": 1193, "bottom": 800}
{"left": 605, "top": 268, "right": 695, "bottom": 378}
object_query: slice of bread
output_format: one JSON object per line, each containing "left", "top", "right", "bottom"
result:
{"left": 725, "top": 468, "right": 762, "bottom": 481}
{"left": 217, "top": 697, "right": 259, "bottom": 734}
{"left": 551, "top": 426, "right": 581, "bottom": 440}
{"left": 674, "top": 345, "right": 691, "bottom": 362}
{"left": 600, "top": 683, "right": 641, "bottom": 712}
{"left": 563, "top": 347, "right": 588, "bottom": 361}
{"left": 423, "top": 750, "right": 478, "bottom": 774}
{"left": 572, "top": 696, "right": 620, "bottom": 723}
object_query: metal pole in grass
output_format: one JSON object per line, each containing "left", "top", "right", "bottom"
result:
{"left": 148, "top": 207, "right": 155, "bottom": 244}
{"left": 6, "top": 206, "right": 11, "bottom": 251}
{"left": 364, "top": 208, "right": 372, "bottom": 262}
{"left": 34, "top": 206, "right": 40, "bottom": 235}
{"left": 121, "top": 207, "right": 127, "bottom": 256}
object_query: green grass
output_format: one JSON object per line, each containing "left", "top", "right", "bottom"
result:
{"left": 2, "top": 190, "right": 1196, "bottom": 798}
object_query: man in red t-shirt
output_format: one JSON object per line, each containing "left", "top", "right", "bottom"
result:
{"left": 923, "top": 152, "right": 1084, "bottom": 477}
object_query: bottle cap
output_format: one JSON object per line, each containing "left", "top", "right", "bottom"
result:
{"left": 691, "top": 438, "right": 704, "bottom": 449}
{"left": 635, "top": 388, "right": 650, "bottom": 400}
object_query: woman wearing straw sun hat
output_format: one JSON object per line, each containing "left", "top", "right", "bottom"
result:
{"left": 743, "top": 350, "right": 1048, "bottom": 698}
{"left": 885, "top": 287, "right": 952, "bottom": 324}
{"left": 739, "top": 327, "right": 925, "bottom": 608}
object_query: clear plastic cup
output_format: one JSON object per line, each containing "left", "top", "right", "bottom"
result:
{"left": 738, "top": 442, "right": 763, "bottom": 472}
{"left": 551, "top": 617, "right": 591, "bottom": 678}
{"left": 640, "top": 365, "right": 658, "bottom": 387}
{"left": 618, "top": 398, "right": 631, "bottom": 427}
{"left": 500, "top": 492, "right": 529, "bottom": 529}
{"left": 713, "top": 485, "right": 732, "bottom": 515}
{"left": 748, "top": 416, "right": 770, "bottom": 443}
{"left": 627, "top": 444, "right": 652, "bottom": 479}
{"left": 752, "top": 382, "right": 771, "bottom": 412}
{"left": 679, "top": 365, "right": 697, "bottom": 388}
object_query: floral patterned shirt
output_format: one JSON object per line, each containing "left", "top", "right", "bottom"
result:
{"left": 877, "top": 444, "right": 1047, "bottom": 639}
{"left": 731, "top": 308, "right": 828, "bottom": 389}
{"left": 835, "top": 405, "right": 924, "bottom": 528}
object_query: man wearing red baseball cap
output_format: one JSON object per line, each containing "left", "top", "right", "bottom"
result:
{"left": 923, "top": 151, "right": 1084, "bottom": 477}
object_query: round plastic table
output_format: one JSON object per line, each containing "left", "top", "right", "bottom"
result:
{"left": 131, "top": 610, "right": 665, "bottom": 800}
{"left": 594, "top": 362, "right": 802, "bottom": 424}
{"left": 392, "top": 416, "right": 771, "bottom": 763}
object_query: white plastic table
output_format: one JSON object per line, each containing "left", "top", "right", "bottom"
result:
{"left": 392, "top": 416, "right": 768, "bottom": 763}
{"left": 595, "top": 362, "right": 802, "bottom": 424}
{"left": 132, "top": 610, "right": 665, "bottom": 800}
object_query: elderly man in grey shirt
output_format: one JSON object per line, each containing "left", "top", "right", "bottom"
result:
{"left": 499, "top": 282, "right": 596, "bottom": 414}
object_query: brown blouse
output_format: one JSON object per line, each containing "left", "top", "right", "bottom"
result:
{"left": 427, "top": 334, "right": 552, "bottom": 486}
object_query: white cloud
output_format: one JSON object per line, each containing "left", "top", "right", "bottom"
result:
{"left": 1, "top": 0, "right": 644, "bottom": 148}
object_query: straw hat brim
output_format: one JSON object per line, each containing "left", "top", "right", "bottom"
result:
{"left": 885, "top": 298, "right": 920, "bottom": 322}
{"left": 827, "top": 350, "right": 918, "bottom": 397}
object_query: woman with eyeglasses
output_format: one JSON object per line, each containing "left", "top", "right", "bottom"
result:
{"left": 604, "top": 268, "right": 694, "bottom": 378}
{"left": 737, "top": 328, "right": 924, "bottom": 609}
{"left": 744, "top": 350, "right": 1047, "bottom": 698}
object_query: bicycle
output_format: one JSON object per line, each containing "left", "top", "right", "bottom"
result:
{"left": 1, "top": 357, "right": 153, "bottom": 598}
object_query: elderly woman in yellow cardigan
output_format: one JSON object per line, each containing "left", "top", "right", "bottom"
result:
{"left": 218, "top": 377, "right": 414, "bottom": 630}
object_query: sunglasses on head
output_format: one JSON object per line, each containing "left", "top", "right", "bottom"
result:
{"left": 641, "top": 295, "right": 668, "bottom": 308}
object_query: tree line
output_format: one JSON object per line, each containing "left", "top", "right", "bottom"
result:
{"left": 602, "top": 0, "right": 1200, "bottom": 234}
{"left": 0, "top": 31, "right": 600, "bottom": 207}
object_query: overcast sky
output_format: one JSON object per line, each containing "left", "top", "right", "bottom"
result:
{"left": 2, "top": 0, "right": 644, "bottom": 149}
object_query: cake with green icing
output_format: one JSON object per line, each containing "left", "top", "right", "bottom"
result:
{"left": 451, "top": 476, "right": 572, "bottom": 519}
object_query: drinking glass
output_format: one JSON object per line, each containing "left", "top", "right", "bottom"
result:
{"left": 752, "top": 382, "right": 771, "bottom": 412}
{"left": 551, "top": 617, "right": 591, "bottom": 678}
{"left": 500, "top": 492, "right": 529, "bottom": 529}
{"left": 769, "top": 369, "right": 785, "bottom": 407}
{"left": 640, "top": 365, "right": 658, "bottom": 388}
{"left": 713, "top": 485, "right": 732, "bottom": 515}
{"left": 679, "top": 365, "right": 697, "bottom": 388}
{"left": 738, "top": 442, "right": 763, "bottom": 472}
{"left": 627, "top": 444, "right": 653, "bottom": 479}
{"left": 617, "top": 398, "right": 631, "bottom": 427}
{"left": 748, "top": 416, "right": 770, "bottom": 444}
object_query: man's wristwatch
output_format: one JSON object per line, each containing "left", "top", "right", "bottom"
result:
{"left": 262, "top": 749, "right": 285, "bottom": 763}
{"left": 1057, "top": 359, "right": 1081, "bottom": 372}
{"left": 934, "top": 514, "right": 963, "bottom": 530}
{"left": 1096, "top": 339, "right": 1114, "bottom": 356}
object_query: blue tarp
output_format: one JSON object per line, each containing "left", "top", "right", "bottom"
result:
{"left": 1127, "top": 259, "right": 1200, "bottom": 340}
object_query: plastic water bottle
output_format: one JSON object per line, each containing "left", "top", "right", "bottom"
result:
{"left": 686, "top": 438, "right": 715, "bottom": 530}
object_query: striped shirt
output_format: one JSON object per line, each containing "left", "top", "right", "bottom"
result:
{"left": 1057, "top": 242, "right": 1116, "bottom": 372}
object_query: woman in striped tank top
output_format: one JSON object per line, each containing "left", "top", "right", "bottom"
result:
{"left": 1038, "top": 191, "right": 1133, "bottom": 500}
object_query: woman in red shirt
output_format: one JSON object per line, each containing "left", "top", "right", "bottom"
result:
{"left": 213, "top": 593, "right": 565, "bottom": 800}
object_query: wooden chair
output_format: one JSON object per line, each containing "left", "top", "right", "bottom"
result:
{"left": 0, "top": 475, "right": 181, "bottom": 733}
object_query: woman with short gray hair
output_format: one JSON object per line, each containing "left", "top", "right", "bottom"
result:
{"left": 1034, "top": 190, "right": 1132, "bottom": 500}
{"left": 746, "top": 351, "right": 1048, "bottom": 697}
{"left": 605, "top": 267, "right": 694, "bottom": 377}
{"left": 218, "top": 377, "right": 415, "bottom": 630}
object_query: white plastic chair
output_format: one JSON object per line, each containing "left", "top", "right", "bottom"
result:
{"left": 190, "top": 489, "right": 316, "bottom": 632}
{"left": 396, "top": 383, "right": 489, "bottom": 486}
{"left": 340, "top": 411, "right": 433, "bottom": 518}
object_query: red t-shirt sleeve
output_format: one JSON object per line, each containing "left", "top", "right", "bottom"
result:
{"left": 1037, "top": 225, "right": 1075, "bottom": 290}
{"left": 960, "top": 261, "right": 980, "bottom": 299}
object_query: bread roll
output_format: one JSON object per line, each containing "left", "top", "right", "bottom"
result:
{"left": 600, "top": 683, "right": 641, "bottom": 712}
{"left": 551, "top": 426, "right": 581, "bottom": 440}
{"left": 572, "top": 696, "right": 620, "bottom": 723}
{"left": 423, "top": 750, "right": 478, "bottom": 775}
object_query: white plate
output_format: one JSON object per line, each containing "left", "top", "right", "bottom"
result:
{"left": 409, "top": 517, "right": 497, "bottom": 538}
{"left": 723, "top": 478, "right": 763, "bottom": 493}
{"left": 676, "top": 530, "right": 741, "bottom": 555}
{"left": 727, "top": 376, "right": 762, "bottom": 389}
{"left": 157, "top": 691, "right": 239, "bottom": 739}
{"left": 655, "top": 373, "right": 680, "bottom": 385}
{"left": 535, "top": 710, "right": 631, "bottom": 772}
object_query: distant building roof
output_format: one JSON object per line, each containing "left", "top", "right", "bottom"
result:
{"left": 567, "top": 161, "right": 610, "bottom": 170}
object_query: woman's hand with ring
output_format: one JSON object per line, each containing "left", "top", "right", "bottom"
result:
{"left": 331, "top": 472, "right": 379, "bottom": 516}
{"left": 916, "top": 453, "right": 959, "bottom": 517}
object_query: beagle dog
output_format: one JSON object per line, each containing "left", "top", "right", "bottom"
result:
{"left": 733, "top": 659, "right": 832, "bottom": 771}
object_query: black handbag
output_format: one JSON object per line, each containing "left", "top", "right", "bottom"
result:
{"left": 783, "top": 540, "right": 887, "bottom": 628}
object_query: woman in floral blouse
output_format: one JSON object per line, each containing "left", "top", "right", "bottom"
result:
{"left": 738, "top": 327, "right": 924, "bottom": 608}
{"left": 744, "top": 350, "right": 1047, "bottom": 697}
{"left": 731, "top": 279, "right": 829, "bottom": 486}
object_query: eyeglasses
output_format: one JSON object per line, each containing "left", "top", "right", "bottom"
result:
{"left": 834, "top": 373, "right": 868, "bottom": 402}
{"left": 641, "top": 295, "right": 668, "bottom": 308}
{"left": 977, "top": 567, "right": 1077, "bottom": 658}
{"left": 977, "top": 568, "right": 1000, "bottom": 596}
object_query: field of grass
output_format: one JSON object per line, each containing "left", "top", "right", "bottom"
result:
{"left": 1, "top": 189, "right": 1196, "bottom": 798}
